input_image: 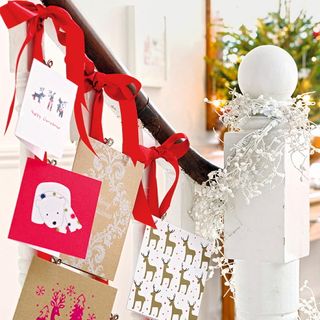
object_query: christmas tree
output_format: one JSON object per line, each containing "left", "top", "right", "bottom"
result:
{"left": 36, "top": 305, "right": 49, "bottom": 320}
{"left": 207, "top": 0, "right": 320, "bottom": 122}
{"left": 69, "top": 294, "right": 86, "bottom": 320}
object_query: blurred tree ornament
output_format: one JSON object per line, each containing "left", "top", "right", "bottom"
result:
{"left": 207, "top": 0, "right": 320, "bottom": 123}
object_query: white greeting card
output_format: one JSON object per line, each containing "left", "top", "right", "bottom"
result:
{"left": 16, "top": 59, "right": 78, "bottom": 158}
{"left": 128, "top": 217, "right": 214, "bottom": 320}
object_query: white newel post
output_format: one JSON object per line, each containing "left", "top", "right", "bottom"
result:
{"left": 224, "top": 45, "right": 310, "bottom": 319}
{"left": 8, "top": 7, "right": 35, "bottom": 284}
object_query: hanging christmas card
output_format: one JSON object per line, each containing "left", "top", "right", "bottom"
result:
{"left": 13, "top": 256, "right": 117, "bottom": 320}
{"left": 8, "top": 158, "right": 101, "bottom": 258}
{"left": 15, "top": 59, "right": 78, "bottom": 159}
{"left": 128, "top": 218, "right": 213, "bottom": 320}
{"left": 61, "top": 138, "right": 144, "bottom": 280}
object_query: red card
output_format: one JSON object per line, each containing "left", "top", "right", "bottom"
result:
{"left": 8, "top": 158, "right": 102, "bottom": 258}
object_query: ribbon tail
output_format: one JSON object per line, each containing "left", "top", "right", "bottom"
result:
{"left": 74, "top": 94, "right": 96, "bottom": 155}
{"left": 132, "top": 182, "right": 156, "bottom": 228}
{"left": 90, "top": 91, "right": 104, "bottom": 143}
{"left": 32, "top": 23, "right": 44, "bottom": 62}
{"left": 49, "top": 7, "right": 89, "bottom": 140}
{"left": 147, "top": 161, "right": 160, "bottom": 218}
{"left": 4, "top": 89, "right": 16, "bottom": 133}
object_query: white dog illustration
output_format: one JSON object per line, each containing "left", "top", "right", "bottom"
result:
{"left": 31, "top": 182, "right": 82, "bottom": 233}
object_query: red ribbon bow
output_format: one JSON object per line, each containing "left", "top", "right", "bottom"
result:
{"left": 84, "top": 59, "right": 142, "bottom": 163}
{"left": 133, "top": 133, "right": 190, "bottom": 228}
{"left": 84, "top": 60, "right": 190, "bottom": 228}
{"left": 0, "top": 1, "right": 93, "bottom": 153}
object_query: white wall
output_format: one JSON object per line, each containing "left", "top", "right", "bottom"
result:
{"left": 214, "top": 0, "right": 320, "bottom": 29}
{"left": 79, "top": 0, "right": 209, "bottom": 146}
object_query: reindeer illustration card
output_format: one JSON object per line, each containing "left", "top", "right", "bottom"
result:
{"left": 61, "top": 138, "right": 144, "bottom": 280}
{"left": 8, "top": 158, "right": 101, "bottom": 258}
{"left": 15, "top": 59, "right": 78, "bottom": 159}
{"left": 12, "top": 256, "right": 117, "bottom": 320}
{"left": 128, "top": 218, "right": 214, "bottom": 320}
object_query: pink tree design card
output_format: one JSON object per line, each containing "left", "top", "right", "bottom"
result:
{"left": 127, "top": 218, "right": 214, "bottom": 320}
{"left": 8, "top": 158, "right": 101, "bottom": 258}
{"left": 15, "top": 59, "right": 78, "bottom": 159}
{"left": 12, "top": 256, "right": 117, "bottom": 320}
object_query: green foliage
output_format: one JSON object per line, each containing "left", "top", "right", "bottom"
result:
{"left": 208, "top": 8, "right": 320, "bottom": 121}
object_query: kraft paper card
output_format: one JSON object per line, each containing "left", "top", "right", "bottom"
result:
{"left": 61, "top": 138, "right": 144, "bottom": 280}
{"left": 13, "top": 257, "right": 117, "bottom": 320}
{"left": 16, "top": 59, "right": 77, "bottom": 158}
{"left": 128, "top": 218, "right": 214, "bottom": 320}
{"left": 9, "top": 158, "right": 101, "bottom": 258}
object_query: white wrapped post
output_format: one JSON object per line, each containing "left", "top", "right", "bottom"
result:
{"left": 224, "top": 117, "right": 310, "bottom": 263}
{"left": 233, "top": 260, "right": 300, "bottom": 320}
{"left": 9, "top": 18, "right": 30, "bottom": 112}
{"left": 8, "top": 3, "right": 35, "bottom": 284}
{"left": 224, "top": 45, "right": 310, "bottom": 319}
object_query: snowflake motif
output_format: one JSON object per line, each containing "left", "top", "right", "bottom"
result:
{"left": 87, "top": 314, "right": 96, "bottom": 320}
{"left": 66, "top": 285, "right": 76, "bottom": 296}
{"left": 35, "top": 285, "right": 45, "bottom": 296}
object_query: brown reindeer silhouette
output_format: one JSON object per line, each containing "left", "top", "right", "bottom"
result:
{"left": 141, "top": 251, "right": 157, "bottom": 281}
{"left": 196, "top": 273, "right": 205, "bottom": 299}
{"left": 149, "top": 285, "right": 162, "bottom": 318}
{"left": 200, "top": 243, "right": 211, "bottom": 269}
{"left": 187, "top": 301, "right": 197, "bottom": 320}
{"left": 178, "top": 265, "right": 190, "bottom": 294}
{"left": 182, "top": 236, "right": 196, "bottom": 264}
{"left": 164, "top": 225, "right": 176, "bottom": 256}
{"left": 148, "top": 227, "right": 160, "bottom": 249}
{"left": 132, "top": 281, "right": 146, "bottom": 311}
{"left": 160, "top": 258, "right": 173, "bottom": 287}
{"left": 50, "top": 291, "right": 66, "bottom": 320}
{"left": 167, "top": 295, "right": 183, "bottom": 320}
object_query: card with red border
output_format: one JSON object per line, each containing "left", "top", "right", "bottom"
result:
{"left": 8, "top": 158, "right": 101, "bottom": 258}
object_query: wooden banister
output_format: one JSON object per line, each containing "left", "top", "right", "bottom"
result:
{"left": 41, "top": 0, "right": 219, "bottom": 184}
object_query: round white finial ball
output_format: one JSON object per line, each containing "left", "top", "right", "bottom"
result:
{"left": 238, "top": 45, "right": 298, "bottom": 100}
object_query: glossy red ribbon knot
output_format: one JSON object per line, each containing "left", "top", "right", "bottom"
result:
{"left": 84, "top": 59, "right": 142, "bottom": 163}
{"left": 0, "top": 1, "right": 93, "bottom": 153}
{"left": 133, "top": 133, "right": 190, "bottom": 228}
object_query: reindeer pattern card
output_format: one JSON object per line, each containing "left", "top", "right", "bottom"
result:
{"left": 13, "top": 257, "right": 117, "bottom": 320}
{"left": 9, "top": 158, "right": 101, "bottom": 258}
{"left": 128, "top": 218, "right": 214, "bottom": 320}
{"left": 16, "top": 59, "right": 78, "bottom": 158}
{"left": 61, "top": 138, "right": 144, "bottom": 280}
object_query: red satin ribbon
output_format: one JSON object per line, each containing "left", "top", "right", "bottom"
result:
{"left": 84, "top": 59, "right": 142, "bottom": 163}
{"left": 84, "top": 60, "right": 190, "bottom": 227}
{"left": 133, "top": 133, "right": 190, "bottom": 228}
{"left": 0, "top": 1, "right": 93, "bottom": 153}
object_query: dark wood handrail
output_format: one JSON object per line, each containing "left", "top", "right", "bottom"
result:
{"left": 41, "top": 0, "right": 219, "bottom": 184}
